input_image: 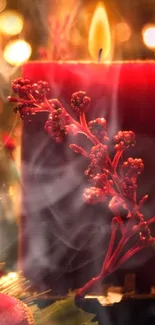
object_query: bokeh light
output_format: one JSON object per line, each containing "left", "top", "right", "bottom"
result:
{"left": 3, "top": 40, "right": 32, "bottom": 65}
{"left": 0, "top": 0, "right": 6, "bottom": 13}
{"left": 115, "top": 22, "right": 131, "bottom": 43}
{"left": 0, "top": 10, "right": 23, "bottom": 35}
{"left": 8, "top": 272, "right": 18, "bottom": 280}
{"left": 142, "top": 24, "right": 155, "bottom": 49}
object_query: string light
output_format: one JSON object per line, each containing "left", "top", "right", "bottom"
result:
{"left": 3, "top": 40, "right": 32, "bottom": 66}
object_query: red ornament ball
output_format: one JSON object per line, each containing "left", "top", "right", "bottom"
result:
{"left": 2, "top": 133, "right": 16, "bottom": 151}
{"left": 0, "top": 293, "right": 34, "bottom": 325}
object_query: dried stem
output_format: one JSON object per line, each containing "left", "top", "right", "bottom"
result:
{"left": 79, "top": 112, "right": 100, "bottom": 145}
{"left": 112, "top": 149, "right": 123, "bottom": 172}
{"left": 9, "top": 79, "right": 155, "bottom": 299}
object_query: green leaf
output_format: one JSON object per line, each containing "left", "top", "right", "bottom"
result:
{"left": 35, "top": 296, "right": 98, "bottom": 325}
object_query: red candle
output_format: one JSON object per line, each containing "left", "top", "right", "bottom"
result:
{"left": 19, "top": 61, "right": 155, "bottom": 294}
{"left": 18, "top": 4, "right": 155, "bottom": 293}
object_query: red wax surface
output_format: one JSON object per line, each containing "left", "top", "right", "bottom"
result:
{"left": 22, "top": 61, "right": 155, "bottom": 136}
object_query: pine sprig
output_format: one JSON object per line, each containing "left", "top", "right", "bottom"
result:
{"left": 34, "top": 296, "right": 96, "bottom": 325}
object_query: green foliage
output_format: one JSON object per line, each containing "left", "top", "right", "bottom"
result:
{"left": 34, "top": 296, "right": 98, "bottom": 325}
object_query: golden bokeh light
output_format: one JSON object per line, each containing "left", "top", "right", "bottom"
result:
{"left": 0, "top": 10, "right": 23, "bottom": 35}
{"left": 115, "top": 22, "right": 131, "bottom": 43}
{"left": 8, "top": 272, "right": 18, "bottom": 280}
{"left": 142, "top": 24, "right": 155, "bottom": 49}
{"left": 88, "top": 3, "right": 111, "bottom": 61}
{"left": 4, "top": 40, "right": 32, "bottom": 66}
{"left": 0, "top": 0, "right": 6, "bottom": 13}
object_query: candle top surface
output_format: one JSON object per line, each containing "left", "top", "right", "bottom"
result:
{"left": 22, "top": 60, "right": 155, "bottom": 87}
{"left": 23, "top": 60, "right": 155, "bottom": 66}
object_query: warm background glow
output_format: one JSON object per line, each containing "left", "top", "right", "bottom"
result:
{"left": 142, "top": 24, "right": 155, "bottom": 49}
{"left": 88, "top": 3, "right": 111, "bottom": 61}
{"left": 0, "top": 0, "right": 6, "bottom": 13}
{"left": 4, "top": 39, "right": 32, "bottom": 65}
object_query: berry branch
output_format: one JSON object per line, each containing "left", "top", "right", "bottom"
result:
{"left": 9, "top": 77, "right": 155, "bottom": 297}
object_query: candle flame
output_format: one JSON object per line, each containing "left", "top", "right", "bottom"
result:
{"left": 88, "top": 3, "right": 111, "bottom": 61}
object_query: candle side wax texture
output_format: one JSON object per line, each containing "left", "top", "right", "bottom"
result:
{"left": 20, "top": 62, "right": 155, "bottom": 293}
{"left": 22, "top": 61, "right": 155, "bottom": 135}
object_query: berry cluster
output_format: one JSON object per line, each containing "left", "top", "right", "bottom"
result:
{"left": 12, "top": 78, "right": 51, "bottom": 102}
{"left": 89, "top": 172, "right": 108, "bottom": 188}
{"left": 121, "top": 178, "right": 137, "bottom": 201}
{"left": 114, "top": 130, "right": 136, "bottom": 150}
{"left": 9, "top": 77, "right": 155, "bottom": 297}
{"left": 88, "top": 118, "right": 108, "bottom": 142}
{"left": 44, "top": 110, "right": 66, "bottom": 143}
{"left": 122, "top": 157, "right": 144, "bottom": 179}
{"left": 44, "top": 100, "right": 72, "bottom": 143}
{"left": 83, "top": 187, "right": 106, "bottom": 204}
{"left": 85, "top": 144, "right": 109, "bottom": 180}
{"left": 71, "top": 91, "right": 91, "bottom": 115}
{"left": 118, "top": 158, "right": 144, "bottom": 204}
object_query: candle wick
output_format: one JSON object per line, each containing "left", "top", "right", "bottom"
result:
{"left": 98, "top": 48, "right": 103, "bottom": 62}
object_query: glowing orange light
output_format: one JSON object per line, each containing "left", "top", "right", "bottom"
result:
{"left": 142, "top": 24, "right": 155, "bottom": 49}
{"left": 88, "top": 3, "right": 111, "bottom": 61}
{"left": 4, "top": 40, "right": 32, "bottom": 66}
{"left": 0, "top": 10, "right": 23, "bottom": 35}
{"left": 115, "top": 22, "right": 131, "bottom": 43}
